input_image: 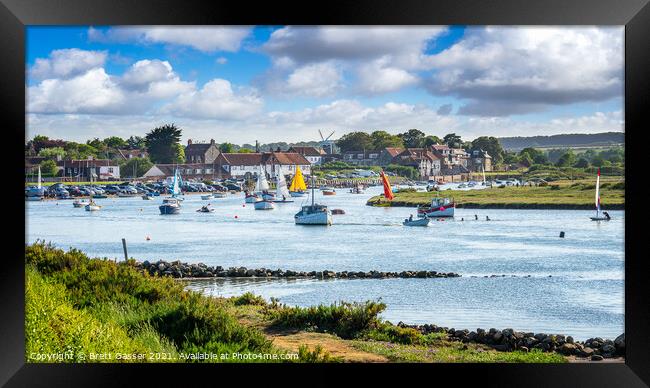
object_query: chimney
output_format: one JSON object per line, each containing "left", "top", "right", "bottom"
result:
{"left": 187, "top": 139, "right": 193, "bottom": 146}
{"left": 255, "top": 140, "right": 259, "bottom": 153}
{"left": 210, "top": 139, "right": 215, "bottom": 145}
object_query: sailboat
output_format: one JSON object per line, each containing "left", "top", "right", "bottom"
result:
{"left": 272, "top": 170, "right": 294, "bottom": 203}
{"left": 159, "top": 168, "right": 182, "bottom": 214}
{"left": 289, "top": 166, "right": 308, "bottom": 197}
{"left": 590, "top": 168, "right": 611, "bottom": 221}
{"left": 481, "top": 164, "right": 488, "bottom": 186}
{"left": 84, "top": 171, "right": 102, "bottom": 211}
{"left": 294, "top": 174, "right": 332, "bottom": 225}
{"left": 26, "top": 166, "right": 45, "bottom": 201}
{"left": 254, "top": 166, "right": 275, "bottom": 210}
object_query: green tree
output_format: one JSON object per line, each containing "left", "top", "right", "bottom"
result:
{"left": 422, "top": 135, "right": 442, "bottom": 147}
{"left": 145, "top": 124, "right": 183, "bottom": 163}
{"left": 238, "top": 148, "right": 254, "bottom": 153}
{"left": 519, "top": 153, "right": 534, "bottom": 167}
{"left": 119, "top": 157, "right": 153, "bottom": 178}
{"left": 39, "top": 159, "right": 58, "bottom": 175}
{"left": 126, "top": 136, "right": 146, "bottom": 149}
{"left": 38, "top": 147, "right": 66, "bottom": 160}
{"left": 471, "top": 136, "right": 505, "bottom": 165}
{"left": 219, "top": 142, "right": 235, "bottom": 153}
{"left": 103, "top": 136, "right": 128, "bottom": 149}
{"left": 174, "top": 143, "right": 185, "bottom": 164}
{"left": 443, "top": 133, "right": 463, "bottom": 149}
{"left": 503, "top": 152, "right": 520, "bottom": 165}
{"left": 335, "top": 132, "right": 374, "bottom": 152}
{"left": 398, "top": 129, "right": 426, "bottom": 148}
{"left": 87, "top": 138, "right": 105, "bottom": 151}
{"left": 556, "top": 150, "right": 577, "bottom": 167}
{"left": 574, "top": 158, "right": 590, "bottom": 168}
{"left": 591, "top": 154, "right": 607, "bottom": 167}
{"left": 370, "top": 130, "right": 404, "bottom": 150}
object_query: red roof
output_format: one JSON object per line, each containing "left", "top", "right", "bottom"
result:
{"left": 288, "top": 146, "right": 324, "bottom": 156}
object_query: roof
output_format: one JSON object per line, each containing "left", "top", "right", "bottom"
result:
{"left": 217, "top": 152, "right": 310, "bottom": 166}
{"left": 185, "top": 143, "right": 216, "bottom": 155}
{"left": 288, "top": 146, "right": 324, "bottom": 156}
{"left": 382, "top": 147, "right": 404, "bottom": 157}
{"left": 56, "top": 159, "right": 116, "bottom": 167}
{"left": 116, "top": 148, "right": 148, "bottom": 158}
{"left": 217, "top": 153, "right": 263, "bottom": 165}
{"left": 264, "top": 152, "right": 311, "bottom": 165}
{"left": 146, "top": 163, "right": 223, "bottom": 177}
{"left": 431, "top": 144, "right": 450, "bottom": 151}
{"left": 395, "top": 148, "right": 440, "bottom": 162}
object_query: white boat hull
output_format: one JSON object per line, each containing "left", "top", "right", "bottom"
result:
{"left": 295, "top": 211, "right": 332, "bottom": 225}
{"left": 245, "top": 195, "right": 260, "bottom": 203}
{"left": 254, "top": 200, "right": 275, "bottom": 210}
{"left": 289, "top": 191, "right": 307, "bottom": 197}
{"left": 403, "top": 218, "right": 430, "bottom": 226}
{"left": 85, "top": 205, "right": 101, "bottom": 211}
{"left": 213, "top": 192, "right": 227, "bottom": 198}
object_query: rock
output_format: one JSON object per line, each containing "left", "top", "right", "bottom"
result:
{"left": 560, "top": 343, "right": 577, "bottom": 355}
{"left": 614, "top": 333, "right": 625, "bottom": 352}
{"left": 566, "top": 336, "right": 574, "bottom": 344}
{"left": 601, "top": 344, "right": 616, "bottom": 355}
{"left": 581, "top": 347, "right": 595, "bottom": 357}
{"left": 591, "top": 354, "right": 604, "bottom": 361}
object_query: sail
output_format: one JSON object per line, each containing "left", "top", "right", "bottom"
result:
{"left": 380, "top": 170, "right": 394, "bottom": 200}
{"left": 276, "top": 170, "right": 290, "bottom": 198}
{"left": 37, "top": 166, "right": 42, "bottom": 189}
{"left": 481, "top": 165, "right": 486, "bottom": 185}
{"left": 595, "top": 168, "right": 601, "bottom": 213}
{"left": 172, "top": 168, "right": 181, "bottom": 196}
{"left": 289, "top": 166, "right": 307, "bottom": 192}
{"left": 255, "top": 165, "right": 270, "bottom": 192}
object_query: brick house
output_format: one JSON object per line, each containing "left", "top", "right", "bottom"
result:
{"left": 377, "top": 147, "right": 404, "bottom": 166}
{"left": 468, "top": 149, "right": 493, "bottom": 172}
{"left": 57, "top": 159, "right": 120, "bottom": 180}
{"left": 391, "top": 148, "right": 441, "bottom": 178}
{"left": 341, "top": 150, "right": 381, "bottom": 166}
{"left": 185, "top": 139, "right": 220, "bottom": 164}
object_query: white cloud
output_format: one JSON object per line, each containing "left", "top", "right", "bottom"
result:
{"left": 88, "top": 26, "right": 252, "bottom": 52}
{"left": 356, "top": 57, "right": 418, "bottom": 94}
{"left": 215, "top": 57, "right": 228, "bottom": 65}
{"left": 29, "top": 48, "right": 107, "bottom": 80}
{"left": 119, "top": 59, "right": 195, "bottom": 98}
{"left": 423, "top": 26, "right": 624, "bottom": 116}
{"left": 162, "top": 79, "right": 263, "bottom": 120}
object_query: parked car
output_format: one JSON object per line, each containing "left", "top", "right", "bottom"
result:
{"left": 225, "top": 183, "right": 242, "bottom": 191}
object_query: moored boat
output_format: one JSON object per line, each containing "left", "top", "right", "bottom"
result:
{"left": 73, "top": 199, "right": 87, "bottom": 208}
{"left": 590, "top": 168, "right": 611, "bottom": 221}
{"left": 295, "top": 174, "right": 332, "bottom": 225}
{"left": 201, "top": 194, "right": 213, "bottom": 200}
{"left": 25, "top": 166, "right": 45, "bottom": 201}
{"left": 244, "top": 192, "right": 261, "bottom": 203}
{"left": 322, "top": 188, "right": 336, "bottom": 196}
{"left": 417, "top": 197, "right": 455, "bottom": 218}
{"left": 254, "top": 200, "right": 275, "bottom": 210}
{"left": 213, "top": 192, "right": 227, "bottom": 198}
{"left": 288, "top": 166, "right": 308, "bottom": 197}
{"left": 160, "top": 168, "right": 182, "bottom": 215}
{"left": 403, "top": 217, "right": 430, "bottom": 226}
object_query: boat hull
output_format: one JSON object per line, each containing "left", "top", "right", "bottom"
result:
{"left": 85, "top": 205, "right": 101, "bottom": 211}
{"left": 295, "top": 211, "right": 332, "bottom": 225}
{"left": 289, "top": 191, "right": 307, "bottom": 197}
{"left": 26, "top": 196, "right": 43, "bottom": 201}
{"left": 254, "top": 200, "right": 275, "bottom": 210}
{"left": 213, "top": 192, "right": 227, "bottom": 198}
{"left": 201, "top": 195, "right": 213, "bottom": 200}
{"left": 245, "top": 195, "right": 260, "bottom": 203}
{"left": 590, "top": 217, "right": 610, "bottom": 221}
{"left": 322, "top": 190, "right": 336, "bottom": 196}
{"left": 403, "top": 218, "right": 430, "bottom": 226}
{"left": 418, "top": 205, "right": 455, "bottom": 218}
{"left": 159, "top": 204, "right": 180, "bottom": 214}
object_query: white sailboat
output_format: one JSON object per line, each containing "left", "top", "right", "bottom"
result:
{"left": 272, "top": 170, "right": 294, "bottom": 203}
{"left": 590, "top": 168, "right": 611, "bottom": 221}
{"left": 294, "top": 174, "right": 332, "bottom": 225}
{"left": 254, "top": 165, "right": 275, "bottom": 209}
{"left": 160, "top": 168, "right": 182, "bottom": 214}
{"left": 26, "top": 166, "right": 45, "bottom": 201}
{"left": 84, "top": 171, "right": 101, "bottom": 211}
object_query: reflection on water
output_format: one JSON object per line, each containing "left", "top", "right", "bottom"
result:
{"left": 27, "top": 186, "right": 624, "bottom": 340}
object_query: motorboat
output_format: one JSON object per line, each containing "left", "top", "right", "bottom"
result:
{"left": 322, "top": 188, "right": 336, "bottom": 196}
{"left": 159, "top": 198, "right": 181, "bottom": 214}
{"left": 403, "top": 217, "right": 430, "bottom": 226}
{"left": 417, "top": 197, "right": 455, "bottom": 218}
{"left": 196, "top": 205, "right": 214, "bottom": 213}
{"left": 212, "top": 192, "right": 227, "bottom": 198}
{"left": 295, "top": 175, "right": 332, "bottom": 225}
{"left": 84, "top": 198, "right": 101, "bottom": 211}
{"left": 254, "top": 199, "right": 275, "bottom": 210}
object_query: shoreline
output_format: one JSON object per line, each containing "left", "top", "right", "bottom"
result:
{"left": 367, "top": 199, "right": 625, "bottom": 210}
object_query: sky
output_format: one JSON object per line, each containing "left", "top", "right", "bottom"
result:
{"left": 26, "top": 26, "right": 624, "bottom": 144}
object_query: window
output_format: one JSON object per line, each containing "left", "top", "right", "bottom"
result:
{"left": 369, "top": 154, "right": 378, "bottom": 159}
{"left": 357, "top": 153, "right": 364, "bottom": 158}
{"left": 108, "top": 167, "right": 114, "bottom": 173}
{"left": 195, "top": 169, "right": 202, "bottom": 174}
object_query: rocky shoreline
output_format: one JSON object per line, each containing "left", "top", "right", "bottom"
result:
{"left": 134, "top": 260, "right": 461, "bottom": 279}
{"left": 396, "top": 322, "right": 624, "bottom": 360}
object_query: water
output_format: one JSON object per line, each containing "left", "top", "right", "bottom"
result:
{"left": 26, "top": 186, "right": 624, "bottom": 340}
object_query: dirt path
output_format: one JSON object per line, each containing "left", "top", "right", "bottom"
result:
{"left": 265, "top": 329, "right": 388, "bottom": 362}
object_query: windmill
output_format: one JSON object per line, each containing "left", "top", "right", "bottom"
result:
{"left": 319, "top": 130, "right": 336, "bottom": 154}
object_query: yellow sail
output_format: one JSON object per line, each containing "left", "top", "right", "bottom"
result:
{"left": 289, "top": 166, "right": 307, "bottom": 191}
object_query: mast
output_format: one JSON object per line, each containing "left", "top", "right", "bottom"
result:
{"left": 595, "top": 168, "right": 601, "bottom": 217}
{"left": 37, "top": 166, "right": 42, "bottom": 189}
{"left": 311, "top": 173, "right": 315, "bottom": 206}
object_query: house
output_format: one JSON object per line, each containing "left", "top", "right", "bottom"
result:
{"left": 391, "top": 148, "right": 441, "bottom": 178}
{"left": 468, "top": 149, "right": 493, "bottom": 172}
{"left": 430, "top": 164, "right": 471, "bottom": 182}
{"left": 25, "top": 156, "right": 46, "bottom": 175}
{"left": 185, "top": 139, "right": 220, "bottom": 164}
{"left": 114, "top": 148, "right": 148, "bottom": 160}
{"left": 377, "top": 147, "right": 404, "bottom": 166}
{"left": 213, "top": 152, "right": 312, "bottom": 178}
{"left": 142, "top": 163, "right": 220, "bottom": 180}
{"left": 287, "top": 146, "right": 325, "bottom": 165}
{"left": 341, "top": 150, "right": 381, "bottom": 166}
{"left": 56, "top": 159, "right": 120, "bottom": 180}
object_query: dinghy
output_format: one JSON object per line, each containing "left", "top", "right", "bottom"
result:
{"left": 294, "top": 174, "right": 332, "bottom": 225}
{"left": 289, "top": 166, "right": 307, "bottom": 197}
{"left": 160, "top": 168, "right": 182, "bottom": 215}
{"left": 590, "top": 168, "right": 611, "bottom": 221}
{"left": 85, "top": 198, "right": 101, "bottom": 211}
{"left": 272, "top": 170, "right": 294, "bottom": 203}
{"left": 254, "top": 200, "right": 275, "bottom": 210}
{"left": 196, "top": 205, "right": 214, "bottom": 213}
{"left": 403, "top": 217, "right": 430, "bottom": 226}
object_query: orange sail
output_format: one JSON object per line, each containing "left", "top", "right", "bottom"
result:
{"left": 380, "top": 170, "right": 394, "bottom": 200}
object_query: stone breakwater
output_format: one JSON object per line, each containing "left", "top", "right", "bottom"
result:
{"left": 134, "top": 260, "right": 461, "bottom": 279}
{"left": 396, "top": 322, "right": 625, "bottom": 360}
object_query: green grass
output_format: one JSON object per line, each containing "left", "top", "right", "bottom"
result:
{"left": 368, "top": 178, "right": 624, "bottom": 209}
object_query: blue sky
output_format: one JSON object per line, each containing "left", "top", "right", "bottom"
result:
{"left": 26, "top": 26, "right": 624, "bottom": 144}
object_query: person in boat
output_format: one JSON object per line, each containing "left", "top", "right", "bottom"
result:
{"left": 409, "top": 214, "right": 413, "bottom": 222}
{"left": 603, "top": 211, "right": 611, "bottom": 220}
{"left": 486, "top": 216, "right": 491, "bottom": 221}
{"left": 475, "top": 214, "right": 478, "bottom": 220}
{"left": 282, "top": 195, "right": 286, "bottom": 201}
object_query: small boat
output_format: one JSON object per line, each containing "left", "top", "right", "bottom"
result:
{"left": 290, "top": 191, "right": 307, "bottom": 197}
{"left": 417, "top": 197, "right": 455, "bottom": 218}
{"left": 457, "top": 183, "right": 468, "bottom": 189}
{"left": 254, "top": 200, "right": 275, "bottom": 210}
{"left": 25, "top": 167, "right": 45, "bottom": 201}
{"left": 212, "top": 192, "right": 227, "bottom": 198}
{"left": 349, "top": 185, "right": 365, "bottom": 194}
{"left": 261, "top": 191, "right": 276, "bottom": 201}
{"left": 196, "top": 205, "right": 214, "bottom": 213}
{"left": 403, "top": 217, "right": 430, "bottom": 226}
{"left": 201, "top": 194, "right": 213, "bottom": 200}
{"left": 295, "top": 175, "right": 332, "bottom": 225}
{"left": 331, "top": 209, "right": 345, "bottom": 215}
{"left": 590, "top": 169, "right": 611, "bottom": 221}
{"left": 271, "top": 171, "right": 294, "bottom": 203}
{"left": 159, "top": 198, "right": 181, "bottom": 214}
{"left": 322, "top": 189, "right": 336, "bottom": 196}
{"left": 142, "top": 193, "right": 154, "bottom": 200}
{"left": 288, "top": 166, "right": 308, "bottom": 197}
{"left": 85, "top": 198, "right": 101, "bottom": 211}
{"left": 73, "top": 199, "right": 87, "bottom": 208}
{"left": 93, "top": 194, "right": 108, "bottom": 199}
{"left": 244, "top": 192, "right": 261, "bottom": 203}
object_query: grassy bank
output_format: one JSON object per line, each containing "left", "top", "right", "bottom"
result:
{"left": 368, "top": 178, "right": 624, "bottom": 209}
{"left": 26, "top": 243, "right": 567, "bottom": 363}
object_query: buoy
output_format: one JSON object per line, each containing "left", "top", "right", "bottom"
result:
{"left": 242, "top": 204, "right": 245, "bottom": 207}
{"left": 146, "top": 236, "right": 151, "bottom": 241}
{"left": 234, "top": 215, "right": 238, "bottom": 219}
{"left": 559, "top": 231, "right": 565, "bottom": 238}
{"left": 140, "top": 208, "right": 143, "bottom": 211}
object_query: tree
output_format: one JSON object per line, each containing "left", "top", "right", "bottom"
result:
{"left": 103, "top": 136, "right": 128, "bottom": 149}
{"left": 38, "top": 147, "right": 66, "bottom": 160}
{"left": 174, "top": 143, "right": 185, "bottom": 164}
{"left": 556, "top": 150, "right": 577, "bottom": 167}
{"left": 145, "top": 124, "right": 183, "bottom": 163}
{"left": 39, "top": 159, "right": 58, "bottom": 175}
{"left": 472, "top": 136, "right": 505, "bottom": 165}
{"left": 443, "top": 133, "right": 463, "bottom": 149}
{"left": 574, "top": 158, "right": 590, "bottom": 168}
{"left": 398, "top": 129, "right": 426, "bottom": 148}
{"left": 119, "top": 157, "right": 153, "bottom": 178}
{"left": 519, "top": 153, "right": 534, "bottom": 167}
{"left": 335, "top": 132, "right": 374, "bottom": 152}
{"left": 519, "top": 147, "right": 547, "bottom": 165}
{"left": 127, "top": 136, "right": 146, "bottom": 149}
{"left": 87, "top": 138, "right": 105, "bottom": 151}
{"left": 238, "top": 148, "right": 254, "bottom": 153}
{"left": 422, "top": 135, "right": 442, "bottom": 147}
{"left": 219, "top": 142, "right": 235, "bottom": 153}
{"left": 370, "top": 130, "right": 404, "bottom": 150}
{"left": 591, "top": 154, "right": 607, "bottom": 167}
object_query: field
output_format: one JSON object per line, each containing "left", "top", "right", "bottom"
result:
{"left": 25, "top": 243, "right": 568, "bottom": 363}
{"left": 368, "top": 177, "right": 625, "bottom": 209}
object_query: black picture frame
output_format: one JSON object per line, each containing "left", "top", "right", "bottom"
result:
{"left": 2, "top": 0, "right": 648, "bottom": 386}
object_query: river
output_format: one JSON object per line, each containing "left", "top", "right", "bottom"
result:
{"left": 25, "top": 185, "right": 624, "bottom": 340}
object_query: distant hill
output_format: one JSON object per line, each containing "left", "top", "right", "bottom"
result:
{"left": 498, "top": 132, "right": 624, "bottom": 151}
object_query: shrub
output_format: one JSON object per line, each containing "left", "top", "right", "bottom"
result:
{"left": 297, "top": 345, "right": 341, "bottom": 363}
{"left": 365, "top": 324, "right": 424, "bottom": 345}
{"left": 231, "top": 292, "right": 267, "bottom": 306}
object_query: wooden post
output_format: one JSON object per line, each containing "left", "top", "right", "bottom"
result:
{"left": 122, "top": 238, "right": 128, "bottom": 261}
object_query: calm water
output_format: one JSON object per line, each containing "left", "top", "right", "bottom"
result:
{"left": 26, "top": 186, "right": 624, "bottom": 340}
